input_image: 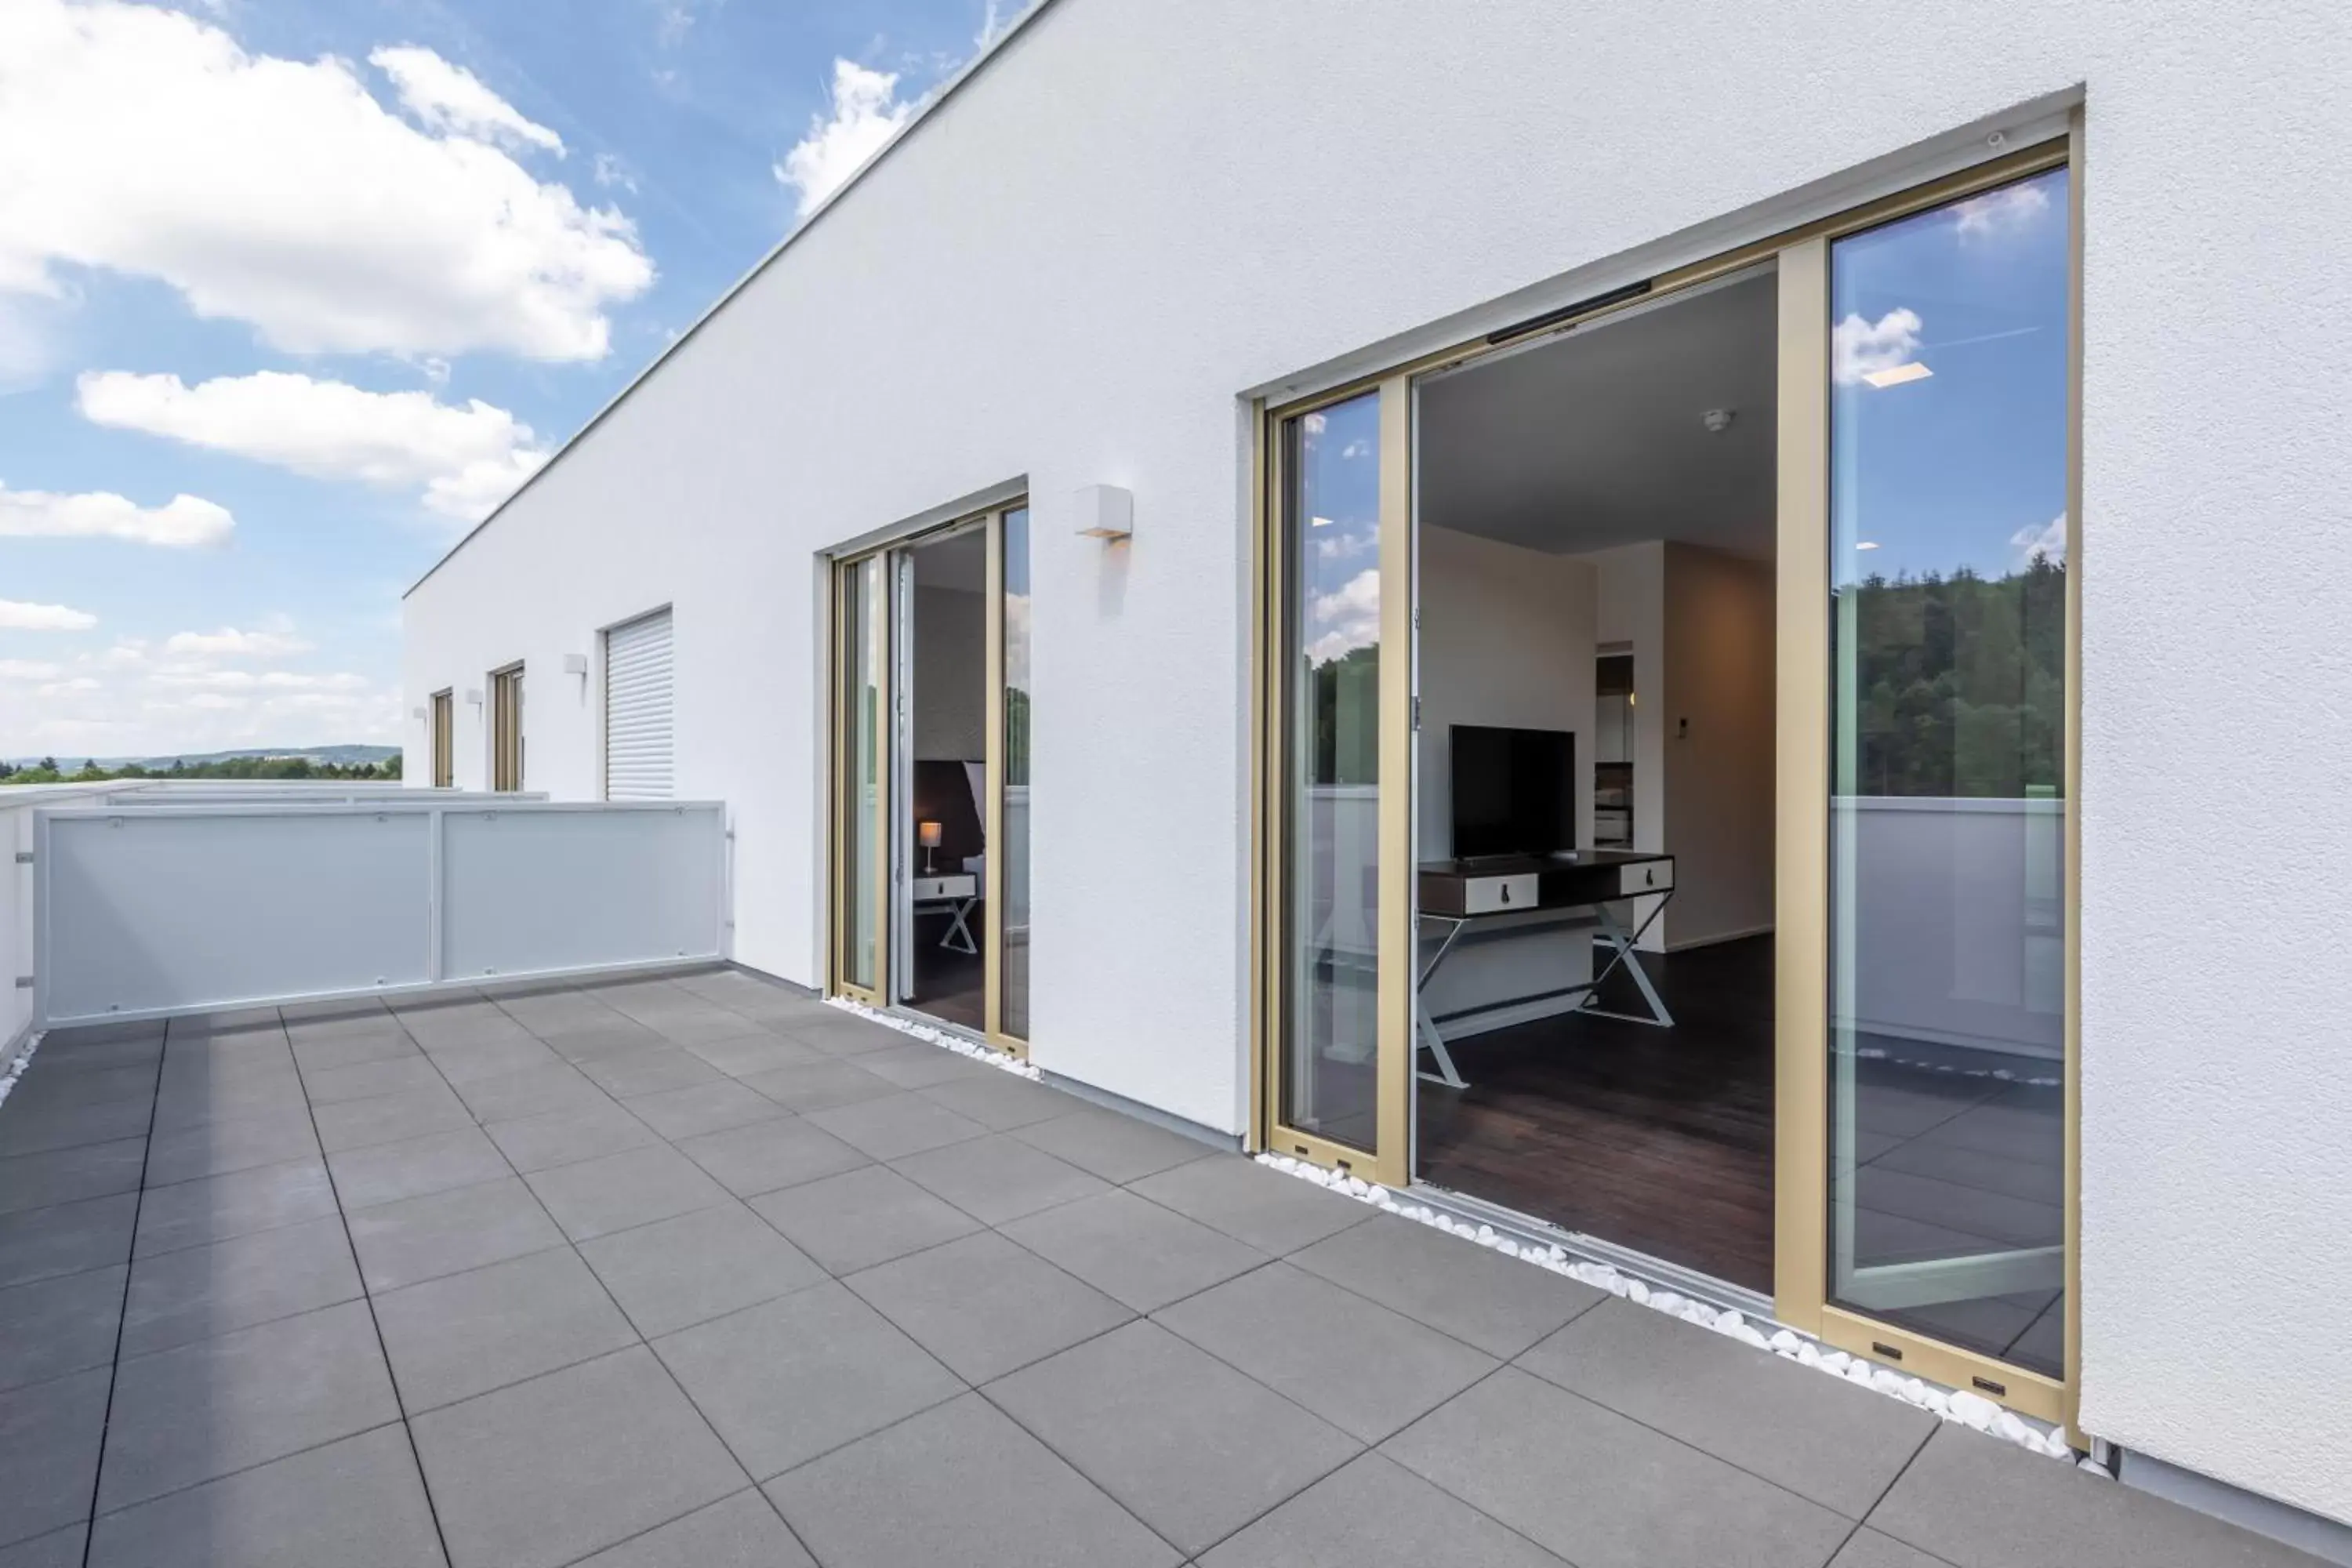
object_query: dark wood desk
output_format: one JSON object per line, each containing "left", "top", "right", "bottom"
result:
{"left": 1415, "top": 851, "right": 1675, "bottom": 1088}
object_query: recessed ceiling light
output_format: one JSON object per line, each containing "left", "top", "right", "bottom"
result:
{"left": 1310, "top": 515, "right": 1334, "bottom": 528}
{"left": 1863, "top": 361, "right": 1933, "bottom": 389}
{"left": 1855, "top": 541, "right": 1881, "bottom": 550}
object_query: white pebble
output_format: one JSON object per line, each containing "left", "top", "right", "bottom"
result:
{"left": 1947, "top": 1392, "right": 1999, "bottom": 1431}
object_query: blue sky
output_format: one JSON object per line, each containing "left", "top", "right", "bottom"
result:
{"left": 0, "top": 0, "right": 1022, "bottom": 760}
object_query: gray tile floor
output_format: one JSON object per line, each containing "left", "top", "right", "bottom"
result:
{"left": 0, "top": 967, "right": 2325, "bottom": 1567}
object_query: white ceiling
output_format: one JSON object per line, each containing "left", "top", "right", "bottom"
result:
{"left": 1417, "top": 270, "right": 1777, "bottom": 559}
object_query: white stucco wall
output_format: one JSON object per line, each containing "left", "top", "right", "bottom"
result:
{"left": 402, "top": 0, "right": 2352, "bottom": 1523}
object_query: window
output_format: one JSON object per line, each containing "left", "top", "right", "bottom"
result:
{"left": 604, "top": 609, "right": 675, "bottom": 800}
{"left": 490, "top": 664, "right": 525, "bottom": 792}
{"left": 430, "top": 690, "right": 453, "bottom": 789}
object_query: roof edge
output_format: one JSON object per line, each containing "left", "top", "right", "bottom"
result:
{"left": 403, "top": 0, "right": 1063, "bottom": 601}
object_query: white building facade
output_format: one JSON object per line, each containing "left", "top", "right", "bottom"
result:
{"left": 404, "top": 0, "right": 2352, "bottom": 1548}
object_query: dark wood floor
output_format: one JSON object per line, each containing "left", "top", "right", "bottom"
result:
{"left": 906, "top": 909, "right": 984, "bottom": 1032}
{"left": 1416, "top": 935, "right": 1776, "bottom": 1293}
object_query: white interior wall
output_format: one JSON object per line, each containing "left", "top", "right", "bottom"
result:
{"left": 1416, "top": 524, "right": 1596, "bottom": 1033}
{"left": 399, "top": 0, "right": 2352, "bottom": 1519}
{"left": 1660, "top": 543, "right": 1776, "bottom": 948}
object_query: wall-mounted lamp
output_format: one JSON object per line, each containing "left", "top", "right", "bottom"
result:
{"left": 410, "top": 706, "right": 426, "bottom": 721}
{"left": 463, "top": 688, "right": 484, "bottom": 708}
{"left": 561, "top": 653, "right": 589, "bottom": 677}
{"left": 1073, "top": 484, "right": 1134, "bottom": 542}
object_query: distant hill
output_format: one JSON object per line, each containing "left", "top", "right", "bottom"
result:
{"left": 2, "top": 745, "right": 401, "bottom": 769}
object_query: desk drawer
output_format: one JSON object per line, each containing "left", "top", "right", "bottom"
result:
{"left": 1461, "top": 873, "right": 1539, "bottom": 915}
{"left": 912, "top": 876, "right": 974, "bottom": 901}
{"left": 1618, "top": 859, "right": 1673, "bottom": 895}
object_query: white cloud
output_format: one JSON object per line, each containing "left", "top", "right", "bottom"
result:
{"left": 0, "top": 480, "right": 233, "bottom": 546}
{"left": 592, "top": 152, "right": 637, "bottom": 193}
{"left": 0, "top": 0, "right": 653, "bottom": 360}
{"left": 0, "top": 600, "right": 96, "bottom": 631}
{"left": 775, "top": 60, "right": 915, "bottom": 220}
{"left": 3, "top": 638, "right": 403, "bottom": 753}
{"left": 1956, "top": 182, "right": 2052, "bottom": 238}
{"left": 369, "top": 45, "right": 564, "bottom": 157}
{"left": 1308, "top": 568, "right": 1380, "bottom": 665}
{"left": 0, "top": 660, "right": 63, "bottom": 681}
{"left": 2011, "top": 512, "right": 2067, "bottom": 568}
{"left": 1832, "top": 307, "right": 1924, "bottom": 385}
{"left": 77, "top": 370, "right": 549, "bottom": 523}
{"left": 163, "top": 626, "right": 314, "bottom": 658}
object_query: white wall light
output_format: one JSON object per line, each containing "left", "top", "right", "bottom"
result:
{"left": 1073, "top": 484, "right": 1134, "bottom": 541}
{"left": 410, "top": 706, "right": 426, "bottom": 721}
{"left": 463, "top": 688, "right": 484, "bottom": 707}
{"left": 561, "top": 653, "right": 589, "bottom": 677}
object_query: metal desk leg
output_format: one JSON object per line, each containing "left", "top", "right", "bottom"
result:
{"left": 938, "top": 896, "right": 979, "bottom": 956}
{"left": 1577, "top": 895, "right": 1675, "bottom": 1028}
{"left": 1415, "top": 916, "right": 1471, "bottom": 1089}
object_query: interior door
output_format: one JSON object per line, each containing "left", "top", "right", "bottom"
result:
{"left": 1262, "top": 376, "right": 1414, "bottom": 1188}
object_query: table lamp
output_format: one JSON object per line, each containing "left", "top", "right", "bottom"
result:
{"left": 918, "top": 820, "right": 942, "bottom": 874}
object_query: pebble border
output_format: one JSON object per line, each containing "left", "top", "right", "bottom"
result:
{"left": 822, "top": 994, "right": 1043, "bottom": 1080}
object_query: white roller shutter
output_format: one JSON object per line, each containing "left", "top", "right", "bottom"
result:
{"left": 604, "top": 608, "right": 673, "bottom": 800}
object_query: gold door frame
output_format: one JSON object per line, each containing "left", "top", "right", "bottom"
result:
{"left": 1249, "top": 135, "right": 2082, "bottom": 1427}
{"left": 826, "top": 501, "right": 1030, "bottom": 1054}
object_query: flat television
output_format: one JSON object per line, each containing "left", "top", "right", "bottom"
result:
{"left": 1450, "top": 724, "right": 1576, "bottom": 858}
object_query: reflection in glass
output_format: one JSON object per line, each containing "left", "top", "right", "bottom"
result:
{"left": 842, "top": 557, "right": 884, "bottom": 991}
{"left": 1000, "top": 506, "right": 1033, "bottom": 1040}
{"left": 1828, "top": 168, "right": 2070, "bottom": 1376}
{"left": 1283, "top": 391, "right": 1383, "bottom": 1152}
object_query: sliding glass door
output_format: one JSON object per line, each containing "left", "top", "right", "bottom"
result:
{"left": 1261, "top": 380, "right": 1414, "bottom": 1186}
{"left": 829, "top": 500, "right": 1031, "bottom": 1052}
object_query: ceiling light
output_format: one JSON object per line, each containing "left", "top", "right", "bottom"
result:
{"left": 1862, "top": 361, "right": 1933, "bottom": 389}
{"left": 1309, "top": 515, "right": 1334, "bottom": 528}
{"left": 1701, "top": 408, "right": 1735, "bottom": 433}
{"left": 1855, "top": 541, "right": 1880, "bottom": 550}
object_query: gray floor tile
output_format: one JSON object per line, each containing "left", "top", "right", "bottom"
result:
{"left": 450, "top": 1061, "right": 610, "bottom": 1123}
{"left": 747, "top": 1164, "right": 982, "bottom": 1275}
{"left": 846, "top": 1231, "right": 1132, "bottom": 1384}
{"left": 987, "top": 1319, "right": 1362, "bottom": 1555}
{"left": 132, "top": 1157, "right": 338, "bottom": 1257}
{"left": 646, "top": 1011, "right": 773, "bottom": 1047}
{"left": 142, "top": 1107, "right": 321, "bottom": 1187}
{"left": 913, "top": 1072, "right": 1080, "bottom": 1130}
{"left": 652, "top": 1280, "right": 963, "bottom": 1479}
{"left": 0, "top": 1192, "right": 136, "bottom": 1288}
{"left": 485, "top": 1102, "right": 658, "bottom": 1174}
{"left": 777, "top": 1015, "right": 906, "bottom": 1058}
{"left": 626, "top": 1079, "right": 791, "bottom": 1141}
{"left": 573, "top": 1489, "right": 814, "bottom": 1568}
{"left": 1870, "top": 1425, "right": 2322, "bottom": 1568}
{"left": 328, "top": 1126, "right": 512, "bottom": 1210}
{"left": 300, "top": 1054, "right": 448, "bottom": 1105}
{"left": 673, "top": 1117, "right": 869, "bottom": 1198}
{"left": 738, "top": 1059, "right": 899, "bottom": 1113}
{"left": 524, "top": 1144, "right": 730, "bottom": 1241}
{"left": 681, "top": 1033, "right": 827, "bottom": 1078}
{"left": 1128, "top": 1157, "right": 1373, "bottom": 1254}
{"left": 0, "top": 1094, "right": 154, "bottom": 1159}
{"left": 580, "top": 1201, "right": 824, "bottom": 1337}
{"left": 313, "top": 1083, "right": 474, "bottom": 1154}
{"left": 150, "top": 1070, "right": 307, "bottom": 1134}
{"left": 890, "top": 1132, "right": 1110, "bottom": 1225}
{"left": 851, "top": 1042, "right": 998, "bottom": 1089}
{"left": 1830, "top": 1530, "right": 1955, "bottom": 1568}
{"left": 412, "top": 1346, "right": 746, "bottom": 1568}
{"left": 999, "top": 1189, "right": 1267, "bottom": 1312}
{"left": 1155, "top": 1262, "right": 1495, "bottom": 1443}
{"left": 535, "top": 1024, "right": 665, "bottom": 1063}
{"left": 347, "top": 1176, "right": 568, "bottom": 1292}
{"left": 28, "top": 1033, "right": 162, "bottom": 1069}
{"left": 1197, "top": 1451, "right": 1571, "bottom": 1568}
{"left": 1290, "top": 1214, "right": 1606, "bottom": 1358}
{"left": 376, "top": 1245, "right": 638, "bottom": 1411}
{"left": 579, "top": 1047, "right": 728, "bottom": 1099}
{"left": 0, "top": 1265, "right": 124, "bottom": 1392}
{"left": 1518, "top": 1299, "right": 1936, "bottom": 1517}
{"left": 290, "top": 1029, "right": 422, "bottom": 1074}
{"left": 6, "top": 1065, "right": 160, "bottom": 1116}
{"left": 1010, "top": 1106, "right": 1225, "bottom": 1184}
{"left": 87, "top": 1424, "right": 445, "bottom": 1568}
{"left": 0, "top": 1525, "right": 85, "bottom": 1568}
{"left": 0, "top": 1139, "right": 147, "bottom": 1217}
{"left": 1382, "top": 1367, "right": 1851, "bottom": 1568}
{"left": 426, "top": 1038, "right": 566, "bottom": 1087}
{"left": 0, "top": 1367, "right": 111, "bottom": 1548}
{"left": 100, "top": 1299, "right": 401, "bottom": 1511}
{"left": 120, "top": 1213, "right": 361, "bottom": 1356}
{"left": 804, "top": 1092, "right": 986, "bottom": 1160}
{"left": 765, "top": 1392, "right": 1178, "bottom": 1568}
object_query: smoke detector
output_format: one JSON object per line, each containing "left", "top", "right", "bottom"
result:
{"left": 1701, "top": 408, "right": 1736, "bottom": 434}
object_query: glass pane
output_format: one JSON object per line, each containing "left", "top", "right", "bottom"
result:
{"left": 1001, "top": 506, "right": 1033, "bottom": 1040}
{"left": 842, "top": 557, "right": 883, "bottom": 991}
{"left": 1827, "top": 167, "right": 2070, "bottom": 1377}
{"left": 1282, "top": 390, "right": 1382, "bottom": 1152}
